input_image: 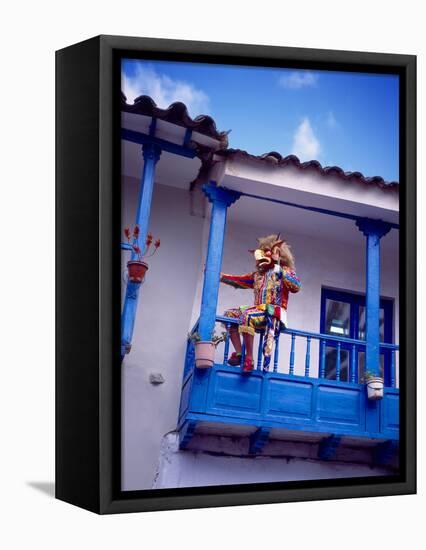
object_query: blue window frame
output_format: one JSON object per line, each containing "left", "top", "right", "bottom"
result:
{"left": 320, "top": 288, "right": 394, "bottom": 384}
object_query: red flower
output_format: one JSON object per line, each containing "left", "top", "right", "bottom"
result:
{"left": 133, "top": 245, "right": 141, "bottom": 255}
{"left": 154, "top": 238, "right": 161, "bottom": 248}
{"left": 124, "top": 227, "right": 131, "bottom": 241}
{"left": 133, "top": 225, "right": 140, "bottom": 238}
{"left": 146, "top": 232, "right": 153, "bottom": 246}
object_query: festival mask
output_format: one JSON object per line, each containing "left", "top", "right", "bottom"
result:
{"left": 250, "top": 237, "right": 285, "bottom": 271}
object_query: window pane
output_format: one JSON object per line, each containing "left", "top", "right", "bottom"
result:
{"left": 358, "top": 306, "right": 385, "bottom": 342}
{"left": 358, "top": 351, "right": 384, "bottom": 382}
{"left": 325, "top": 299, "right": 350, "bottom": 337}
{"left": 325, "top": 346, "right": 349, "bottom": 381}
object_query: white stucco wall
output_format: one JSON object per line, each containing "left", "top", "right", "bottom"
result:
{"left": 153, "top": 433, "right": 394, "bottom": 489}
{"left": 122, "top": 178, "right": 399, "bottom": 491}
{"left": 121, "top": 177, "right": 205, "bottom": 490}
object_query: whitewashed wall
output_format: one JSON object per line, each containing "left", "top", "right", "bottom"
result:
{"left": 122, "top": 179, "right": 399, "bottom": 490}
{"left": 153, "top": 433, "right": 393, "bottom": 489}
{"left": 121, "top": 177, "right": 205, "bottom": 490}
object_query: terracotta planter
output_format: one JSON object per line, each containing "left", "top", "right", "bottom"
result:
{"left": 127, "top": 260, "right": 148, "bottom": 283}
{"left": 366, "top": 377, "right": 384, "bottom": 400}
{"left": 194, "top": 341, "right": 215, "bottom": 369}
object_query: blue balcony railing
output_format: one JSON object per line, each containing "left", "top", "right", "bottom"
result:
{"left": 179, "top": 315, "right": 399, "bottom": 458}
{"left": 197, "top": 315, "right": 399, "bottom": 386}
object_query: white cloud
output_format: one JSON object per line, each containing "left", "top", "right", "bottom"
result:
{"left": 122, "top": 65, "right": 210, "bottom": 117}
{"left": 326, "top": 111, "right": 338, "bottom": 129}
{"left": 291, "top": 117, "right": 321, "bottom": 160}
{"left": 278, "top": 71, "right": 318, "bottom": 90}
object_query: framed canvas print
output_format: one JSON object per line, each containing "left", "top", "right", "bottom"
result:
{"left": 56, "top": 35, "right": 416, "bottom": 514}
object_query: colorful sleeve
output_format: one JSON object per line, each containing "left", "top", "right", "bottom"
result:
{"left": 282, "top": 267, "right": 301, "bottom": 293}
{"left": 220, "top": 272, "right": 255, "bottom": 289}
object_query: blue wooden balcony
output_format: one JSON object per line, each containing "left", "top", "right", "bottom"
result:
{"left": 119, "top": 114, "right": 399, "bottom": 468}
{"left": 178, "top": 316, "right": 399, "bottom": 461}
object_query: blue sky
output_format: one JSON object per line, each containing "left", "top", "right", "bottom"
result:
{"left": 122, "top": 59, "right": 399, "bottom": 182}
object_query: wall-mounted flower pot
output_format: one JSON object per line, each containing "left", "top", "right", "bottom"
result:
{"left": 127, "top": 260, "right": 148, "bottom": 283}
{"left": 194, "top": 341, "right": 215, "bottom": 369}
{"left": 366, "top": 377, "right": 384, "bottom": 400}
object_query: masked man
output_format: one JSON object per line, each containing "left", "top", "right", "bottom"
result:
{"left": 220, "top": 234, "right": 301, "bottom": 372}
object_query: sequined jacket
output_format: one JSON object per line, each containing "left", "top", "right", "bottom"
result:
{"left": 220, "top": 265, "right": 301, "bottom": 310}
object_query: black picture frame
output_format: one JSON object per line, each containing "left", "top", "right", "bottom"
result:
{"left": 56, "top": 35, "right": 416, "bottom": 514}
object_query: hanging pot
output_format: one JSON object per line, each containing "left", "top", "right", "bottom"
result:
{"left": 366, "top": 377, "right": 384, "bottom": 400}
{"left": 194, "top": 341, "right": 215, "bottom": 369}
{"left": 127, "top": 260, "right": 148, "bottom": 283}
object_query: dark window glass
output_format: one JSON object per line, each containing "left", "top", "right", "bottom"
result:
{"left": 324, "top": 299, "right": 350, "bottom": 337}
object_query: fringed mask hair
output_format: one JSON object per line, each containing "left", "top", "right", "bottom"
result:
{"left": 250, "top": 234, "right": 295, "bottom": 271}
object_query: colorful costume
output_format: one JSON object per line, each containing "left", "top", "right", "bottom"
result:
{"left": 220, "top": 235, "right": 301, "bottom": 371}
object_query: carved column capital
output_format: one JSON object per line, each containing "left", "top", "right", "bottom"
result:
{"left": 356, "top": 217, "right": 392, "bottom": 239}
{"left": 202, "top": 182, "right": 241, "bottom": 207}
{"left": 142, "top": 142, "right": 162, "bottom": 164}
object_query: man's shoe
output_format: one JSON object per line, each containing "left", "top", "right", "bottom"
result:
{"left": 227, "top": 352, "right": 242, "bottom": 366}
{"left": 242, "top": 357, "right": 254, "bottom": 372}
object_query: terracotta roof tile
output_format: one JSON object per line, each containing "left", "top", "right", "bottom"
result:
{"left": 121, "top": 93, "right": 229, "bottom": 148}
{"left": 121, "top": 94, "right": 398, "bottom": 191}
{"left": 219, "top": 149, "right": 399, "bottom": 191}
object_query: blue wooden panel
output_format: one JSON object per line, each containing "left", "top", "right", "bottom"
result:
{"left": 183, "top": 340, "right": 195, "bottom": 378}
{"left": 189, "top": 368, "right": 212, "bottom": 414}
{"left": 207, "top": 369, "right": 263, "bottom": 415}
{"left": 265, "top": 378, "right": 313, "bottom": 420}
{"left": 317, "top": 384, "right": 363, "bottom": 427}
{"left": 381, "top": 391, "right": 399, "bottom": 433}
{"left": 365, "top": 396, "right": 380, "bottom": 434}
{"left": 181, "top": 363, "right": 399, "bottom": 442}
{"left": 178, "top": 373, "right": 193, "bottom": 424}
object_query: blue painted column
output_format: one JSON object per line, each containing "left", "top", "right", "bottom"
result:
{"left": 356, "top": 218, "right": 391, "bottom": 377}
{"left": 133, "top": 143, "right": 162, "bottom": 256}
{"left": 189, "top": 183, "right": 240, "bottom": 415}
{"left": 121, "top": 142, "right": 161, "bottom": 360}
{"left": 198, "top": 183, "right": 241, "bottom": 340}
